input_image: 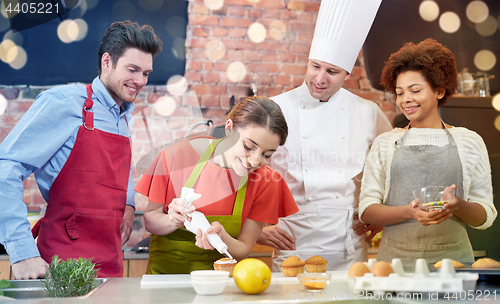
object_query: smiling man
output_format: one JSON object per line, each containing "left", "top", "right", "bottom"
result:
{"left": 0, "top": 21, "right": 162, "bottom": 279}
{"left": 256, "top": 0, "right": 393, "bottom": 271}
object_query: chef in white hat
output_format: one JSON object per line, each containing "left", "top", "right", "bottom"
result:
{"left": 257, "top": 0, "right": 393, "bottom": 271}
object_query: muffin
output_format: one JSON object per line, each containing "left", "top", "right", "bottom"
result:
{"left": 434, "top": 260, "right": 465, "bottom": 269}
{"left": 280, "top": 256, "right": 305, "bottom": 277}
{"left": 471, "top": 258, "right": 500, "bottom": 269}
{"left": 305, "top": 255, "right": 328, "bottom": 273}
{"left": 213, "top": 258, "right": 238, "bottom": 277}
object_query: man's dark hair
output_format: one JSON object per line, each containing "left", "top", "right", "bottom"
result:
{"left": 97, "top": 20, "right": 163, "bottom": 75}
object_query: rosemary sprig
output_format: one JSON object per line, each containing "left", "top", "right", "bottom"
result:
{"left": 42, "top": 255, "right": 99, "bottom": 297}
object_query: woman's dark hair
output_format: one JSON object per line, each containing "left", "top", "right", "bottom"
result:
{"left": 380, "top": 38, "right": 458, "bottom": 106}
{"left": 98, "top": 20, "right": 163, "bottom": 75}
{"left": 227, "top": 96, "right": 288, "bottom": 145}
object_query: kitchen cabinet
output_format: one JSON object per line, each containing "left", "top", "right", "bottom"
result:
{"left": 0, "top": 259, "right": 11, "bottom": 280}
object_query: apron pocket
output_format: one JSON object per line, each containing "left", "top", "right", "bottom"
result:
{"left": 379, "top": 238, "right": 461, "bottom": 272}
{"left": 72, "top": 213, "right": 122, "bottom": 268}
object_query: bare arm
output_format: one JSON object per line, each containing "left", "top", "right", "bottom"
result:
{"left": 143, "top": 199, "right": 195, "bottom": 235}
{"left": 121, "top": 205, "right": 135, "bottom": 245}
{"left": 196, "top": 219, "right": 265, "bottom": 261}
{"left": 256, "top": 225, "right": 296, "bottom": 250}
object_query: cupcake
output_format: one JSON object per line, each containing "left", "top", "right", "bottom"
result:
{"left": 305, "top": 255, "right": 328, "bottom": 273}
{"left": 280, "top": 256, "right": 305, "bottom": 277}
{"left": 213, "top": 258, "right": 238, "bottom": 277}
{"left": 472, "top": 258, "right": 500, "bottom": 269}
{"left": 434, "top": 260, "right": 465, "bottom": 269}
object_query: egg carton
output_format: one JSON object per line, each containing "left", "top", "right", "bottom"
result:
{"left": 349, "top": 258, "right": 478, "bottom": 293}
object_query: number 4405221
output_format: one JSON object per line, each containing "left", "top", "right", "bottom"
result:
{"left": 5, "top": 2, "right": 59, "bottom": 15}
{"left": 444, "top": 290, "right": 497, "bottom": 301}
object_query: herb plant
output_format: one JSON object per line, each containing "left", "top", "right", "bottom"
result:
{"left": 43, "top": 255, "right": 99, "bottom": 297}
{"left": 0, "top": 276, "right": 9, "bottom": 296}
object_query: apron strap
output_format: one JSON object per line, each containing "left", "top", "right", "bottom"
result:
{"left": 83, "top": 84, "right": 95, "bottom": 131}
{"left": 184, "top": 138, "right": 248, "bottom": 216}
{"left": 184, "top": 138, "right": 223, "bottom": 188}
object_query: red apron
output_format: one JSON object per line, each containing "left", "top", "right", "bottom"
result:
{"left": 35, "top": 84, "right": 131, "bottom": 277}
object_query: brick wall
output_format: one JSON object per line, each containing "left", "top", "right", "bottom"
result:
{"left": 0, "top": 0, "right": 396, "bottom": 226}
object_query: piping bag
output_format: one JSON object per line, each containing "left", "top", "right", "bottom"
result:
{"left": 182, "top": 187, "right": 233, "bottom": 259}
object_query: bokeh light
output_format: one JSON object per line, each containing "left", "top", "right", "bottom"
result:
{"left": 466, "top": 1, "right": 489, "bottom": 24}
{"left": 4, "top": 31, "right": 23, "bottom": 46}
{"left": 139, "top": 0, "right": 163, "bottom": 12}
{"left": 8, "top": 45, "right": 27, "bottom": 70}
{"left": 166, "top": 75, "right": 188, "bottom": 96}
{"left": 494, "top": 115, "right": 500, "bottom": 132}
{"left": 269, "top": 20, "right": 287, "bottom": 41}
{"left": 0, "top": 39, "right": 16, "bottom": 63}
{"left": 1, "top": 0, "right": 19, "bottom": 18}
{"left": 0, "top": 10, "right": 10, "bottom": 32}
{"left": 154, "top": 96, "right": 177, "bottom": 117}
{"left": 172, "top": 37, "right": 186, "bottom": 60}
{"left": 475, "top": 15, "right": 497, "bottom": 36}
{"left": 71, "top": 0, "right": 88, "bottom": 18}
{"left": 204, "top": 0, "right": 224, "bottom": 10}
{"left": 0, "top": 94, "right": 7, "bottom": 115}
{"left": 248, "top": 22, "right": 266, "bottom": 43}
{"left": 474, "top": 49, "right": 496, "bottom": 71}
{"left": 166, "top": 16, "right": 187, "bottom": 38}
{"left": 112, "top": 0, "right": 136, "bottom": 22}
{"left": 246, "top": 0, "right": 261, "bottom": 4}
{"left": 439, "top": 11, "right": 461, "bottom": 33}
{"left": 227, "top": 61, "right": 246, "bottom": 82}
{"left": 57, "top": 19, "right": 76, "bottom": 43}
{"left": 85, "top": 0, "right": 100, "bottom": 10}
{"left": 205, "top": 39, "right": 225, "bottom": 61}
{"left": 419, "top": 1, "right": 439, "bottom": 22}
{"left": 492, "top": 94, "right": 500, "bottom": 112}
{"left": 287, "top": 0, "right": 305, "bottom": 15}
{"left": 73, "top": 18, "right": 89, "bottom": 41}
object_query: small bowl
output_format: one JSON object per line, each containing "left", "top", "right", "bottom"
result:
{"left": 190, "top": 270, "right": 229, "bottom": 295}
{"left": 297, "top": 273, "right": 331, "bottom": 292}
{"left": 412, "top": 186, "right": 454, "bottom": 211}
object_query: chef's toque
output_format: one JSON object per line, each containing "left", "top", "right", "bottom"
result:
{"left": 309, "top": 0, "right": 382, "bottom": 73}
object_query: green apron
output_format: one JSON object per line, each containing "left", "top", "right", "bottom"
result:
{"left": 146, "top": 138, "right": 248, "bottom": 274}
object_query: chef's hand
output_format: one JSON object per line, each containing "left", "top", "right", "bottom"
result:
{"left": 194, "top": 221, "right": 225, "bottom": 250}
{"left": 256, "top": 225, "right": 296, "bottom": 250}
{"left": 121, "top": 205, "right": 135, "bottom": 245}
{"left": 410, "top": 200, "right": 453, "bottom": 226}
{"left": 167, "top": 198, "right": 195, "bottom": 229}
{"left": 352, "top": 214, "right": 383, "bottom": 243}
{"left": 12, "top": 257, "right": 49, "bottom": 280}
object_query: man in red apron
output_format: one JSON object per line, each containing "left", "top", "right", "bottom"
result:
{"left": 0, "top": 21, "right": 162, "bottom": 279}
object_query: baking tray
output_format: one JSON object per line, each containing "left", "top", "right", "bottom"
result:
{"left": 455, "top": 269, "right": 500, "bottom": 283}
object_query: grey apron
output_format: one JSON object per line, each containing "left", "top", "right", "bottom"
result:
{"left": 377, "top": 125, "right": 474, "bottom": 272}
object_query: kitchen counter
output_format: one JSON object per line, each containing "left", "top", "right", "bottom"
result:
{"left": 2, "top": 272, "right": 499, "bottom": 304}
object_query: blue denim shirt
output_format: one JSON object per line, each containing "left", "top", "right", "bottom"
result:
{"left": 0, "top": 76, "right": 136, "bottom": 264}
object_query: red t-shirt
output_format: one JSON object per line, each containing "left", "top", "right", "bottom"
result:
{"left": 135, "top": 137, "right": 298, "bottom": 226}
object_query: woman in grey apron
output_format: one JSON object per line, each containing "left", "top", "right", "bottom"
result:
{"left": 359, "top": 39, "right": 496, "bottom": 272}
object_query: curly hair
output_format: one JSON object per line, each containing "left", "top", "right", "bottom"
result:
{"left": 380, "top": 38, "right": 458, "bottom": 106}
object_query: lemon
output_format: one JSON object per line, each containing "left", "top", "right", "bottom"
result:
{"left": 233, "top": 258, "right": 271, "bottom": 294}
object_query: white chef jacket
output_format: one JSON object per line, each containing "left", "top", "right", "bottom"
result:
{"left": 270, "top": 82, "right": 392, "bottom": 271}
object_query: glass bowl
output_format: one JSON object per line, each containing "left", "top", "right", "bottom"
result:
{"left": 412, "top": 186, "right": 455, "bottom": 211}
{"left": 297, "top": 273, "right": 331, "bottom": 292}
